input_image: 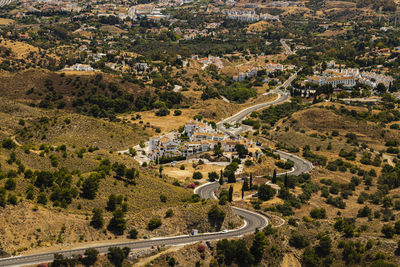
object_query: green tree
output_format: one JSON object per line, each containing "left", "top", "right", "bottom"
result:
{"left": 208, "top": 171, "right": 218, "bottom": 182}
{"left": 108, "top": 209, "right": 126, "bottom": 235}
{"left": 250, "top": 231, "right": 267, "bottom": 263}
{"left": 107, "top": 247, "right": 126, "bottom": 267}
{"left": 235, "top": 144, "right": 248, "bottom": 158}
{"left": 83, "top": 248, "right": 99, "bottom": 266}
{"left": 81, "top": 175, "right": 99, "bottom": 199}
{"left": 310, "top": 208, "right": 326, "bottom": 219}
{"left": 106, "top": 194, "right": 117, "bottom": 211}
{"left": 0, "top": 188, "right": 6, "bottom": 207}
{"left": 228, "top": 186, "right": 233, "bottom": 202}
{"left": 213, "top": 142, "right": 223, "bottom": 157}
{"left": 395, "top": 221, "right": 400, "bottom": 234}
{"left": 289, "top": 232, "right": 310, "bottom": 249}
{"left": 208, "top": 205, "right": 226, "bottom": 229}
{"left": 272, "top": 169, "right": 277, "bottom": 183}
{"left": 160, "top": 194, "right": 167, "bottom": 203}
{"left": 315, "top": 235, "right": 332, "bottom": 256}
{"left": 1, "top": 138, "right": 16, "bottom": 149}
{"left": 159, "top": 166, "right": 163, "bottom": 178}
{"left": 165, "top": 209, "right": 173, "bottom": 218}
{"left": 258, "top": 184, "right": 275, "bottom": 201}
{"left": 243, "top": 178, "right": 249, "bottom": 191}
{"left": 219, "top": 173, "right": 224, "bottom": 185}
{"left": 90, "top": 208, "right": 104, "bottom": 229}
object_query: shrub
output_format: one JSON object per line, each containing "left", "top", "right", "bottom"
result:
{"left": 165, "top": 209, "right": 173, "bottom": 218}
{"left": 310, "top": 208, "right": 326, "bottom": 219}
{"left": 147, "top": 218, "right": 162, "bottom": 230}
{"left": 289, "top": 233, "right": 309, "bottom": 248}
{"left": 160, "top": 194, "right": 167, "bottom": 203}
{"left": 7, "top": 194, "right": 17, "bottom": 205}
{"left": 5, "top": 178, "right": 16, "bottom": 190}
{"left": 37, "top": 193, "right": 47, "bottom": 205}
{"left": 1, "top": 138, "right": 16, "bottom": 149}
{"left": 381, "top": 224, "right": 394, "bottom": 238}
{"left": 128, "top": 228, "right": 138, "bottom": 239}
{"left": 192, "top": 171, "right": 203, "bottom": 180}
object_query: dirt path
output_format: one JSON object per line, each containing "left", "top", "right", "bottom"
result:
{"left": 11, "top": 135, "right": 41, "bottom": 154}
{"left": 281, "top": 253, "right": 301, "bottom": 267}
{"left": 134, "top": 246, "right": 182, "bottom": 266}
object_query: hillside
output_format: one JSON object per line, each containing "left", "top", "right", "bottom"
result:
{"left": 0, "top": 99, "right": 240, "bottom": 255}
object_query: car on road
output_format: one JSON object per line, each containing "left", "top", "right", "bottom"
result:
{"left": 220, "top": 230, "right": 228, "bottom": 233}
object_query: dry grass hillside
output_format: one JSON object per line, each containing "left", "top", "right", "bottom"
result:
{"left": 0, "top": 99, "right": 240, "bottom": 255}
{"left": 273, "top": 105, "right": 399, "bottom": 152}
{"left": 0, "top": 69, "right": 144, "bottom": 109}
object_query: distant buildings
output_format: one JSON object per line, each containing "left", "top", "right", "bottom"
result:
{"left": 63, "top": 64, "right": 94, "bottom": 72}
{"left": 128, "top": 4, "right": 169, "bottom": 20}
{"left": 233, "top": 63, "right": 284, "bottom": 82}
{"left": 307, "top": 62, "right": 395, "bottom": 89}
{"left": 360, "top": 72, "right": 394, "bottom": 88}
{"left": 222, "top": 9, "right": 279, "bottom": 22}
{"left": 197, "top": 56, "right": 224, "bottom": 69}
{"left": 307, "top": 75, "right": 356, "bottom": 88}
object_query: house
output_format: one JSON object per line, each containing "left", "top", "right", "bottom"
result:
{"left": 65, "top": 64, "right": 94, "bottom": 71}
{"left": 360, "top": 72, "right": 394, "bottom": 88}
{"left": 265, "top": 63, "right": 284, "bottom": 71}
{"left": 136, "top": 63, "right": 148, "bottom": 72}
{"left": 324, "top": 76, "right": 356, "bottom": 87}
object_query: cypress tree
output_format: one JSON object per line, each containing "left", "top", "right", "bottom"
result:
{"left": 228, "top": 186, "right": 233, "bottom": 202}
{"left": 219, "top": 170, "right": 224, "bottom": 185}
{"left": 284, "top": 173, "right": 288, "bottom": 188}
{"left": 272, "top": 169, "right": 277, "bottom": 184}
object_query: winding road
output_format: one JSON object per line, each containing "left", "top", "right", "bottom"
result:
{"left": 0, "top": 73, "right": 310, "bottom": 267}
{"left": 216, "top": 90, "right": 290, "bottom": 131}
{"left": 275, "top": 150, "right": 313, "bottom": 176}
{"left": 0, "top": 185, "right": 269, "bottom": 267}
{"left": 0, "top": 206, "right": 267, "bottom": 267}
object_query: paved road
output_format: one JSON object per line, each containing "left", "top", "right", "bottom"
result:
{"left": 275, "top": 150, "right": 313, "bottom": 176}
{"left": 216, "top": 90, "right": 290, "bottom": 131}
{"left": 0, "top": 188, "right": 268, "bottom": 267}
{"left": 280, "top": 39, "right": 294, "bottom": 55}
{"left": 0, "top": 205, "right": 267, "bottom": 267}
{"left": 281, "top": 69, "right": 300, "bottom": 89}
{"left": 216, "top": 68, "right": 300, "bottom": 134}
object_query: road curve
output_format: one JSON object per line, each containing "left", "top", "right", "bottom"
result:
{"left": 0, "top": 189, "right": 267, "bottom": 267}
{"left": 0, "top": 206, "right": 267, "bottom": 267}
{"left": 275, "top": 150, "right": 313, "bottom": 176}
{"left": 217, "top": 90, "right": 290, "bottom": 128}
